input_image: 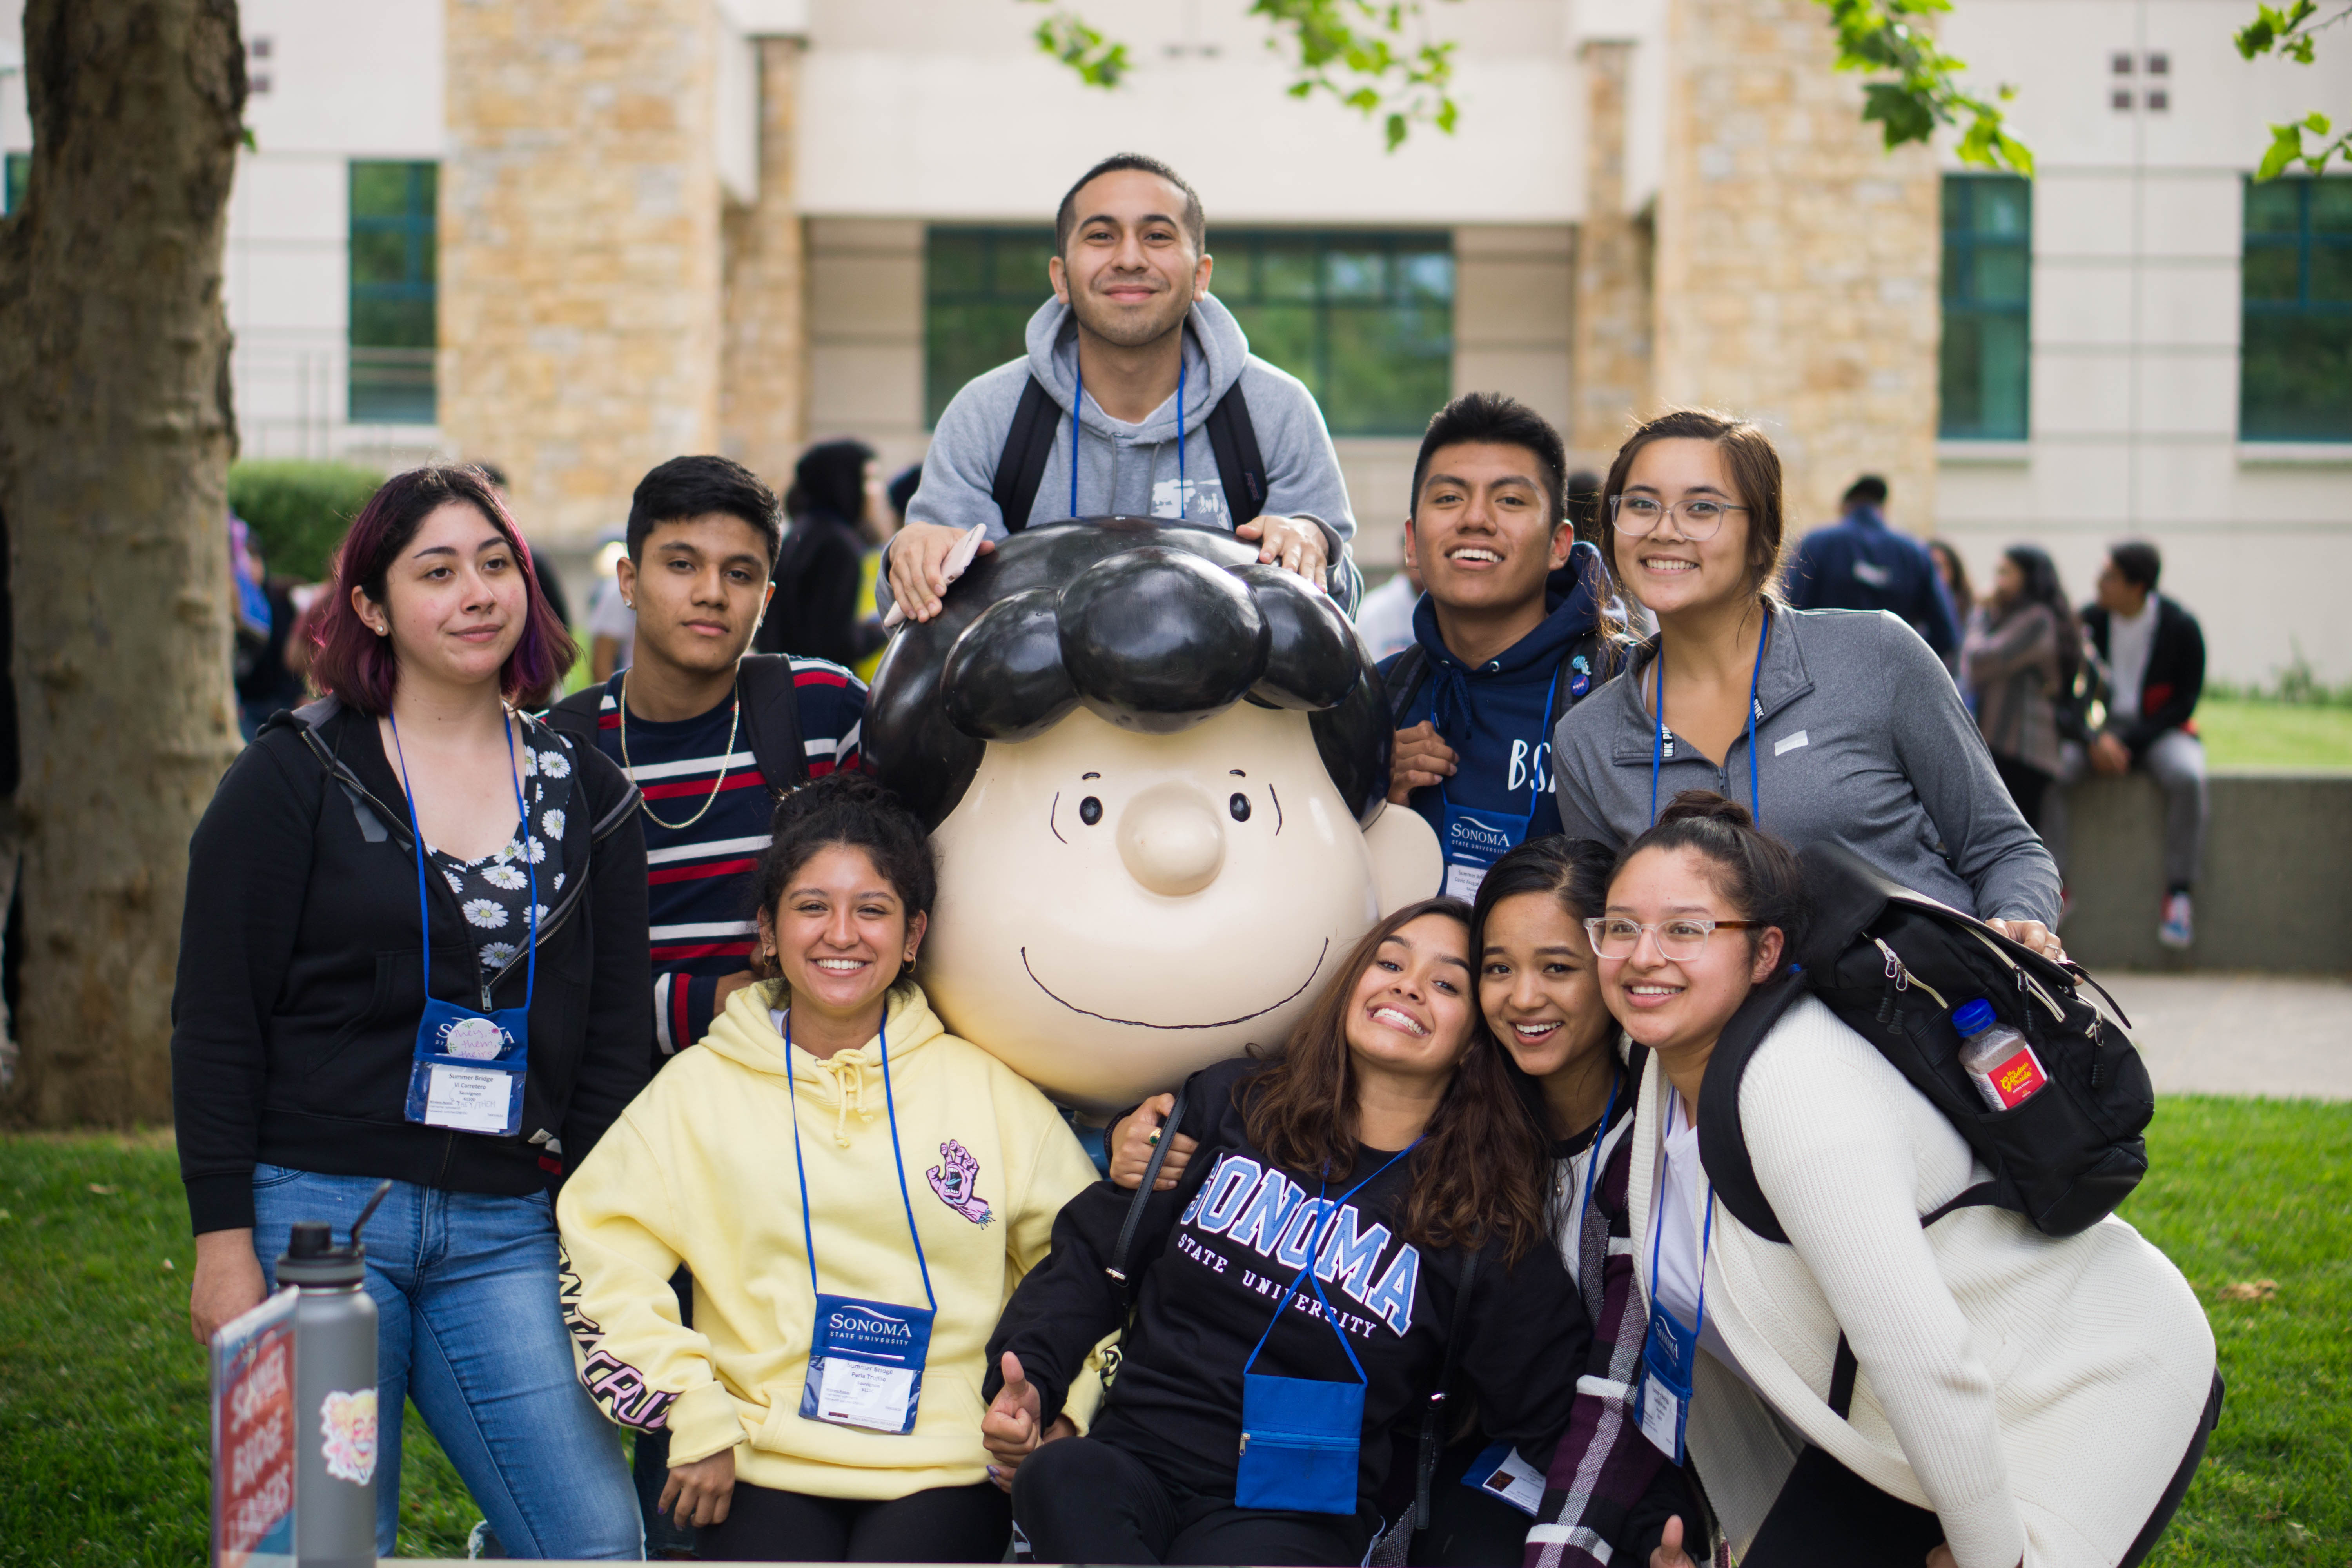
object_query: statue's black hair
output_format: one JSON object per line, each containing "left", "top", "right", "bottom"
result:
{"left": 863, "top": 518, "right": 1393, "bottom": 829}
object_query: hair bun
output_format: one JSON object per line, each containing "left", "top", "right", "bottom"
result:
{"left": 1655, "top": 789, "right": 1755, "bottom": 831}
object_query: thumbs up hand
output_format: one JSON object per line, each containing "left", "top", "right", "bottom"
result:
{"left": 1651, "top": 1515, "right": 1699, "bottom": 1568}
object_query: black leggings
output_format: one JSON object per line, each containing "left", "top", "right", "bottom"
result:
{"left": 695, "top": 1479, "right": 1010, "bottom": 1563}
{"left": 1012, "top": 1435, "right": 1371, "bottom": 1566}
{"left": 1741, "top": 1374, "right": 2223, "bottom": 1568}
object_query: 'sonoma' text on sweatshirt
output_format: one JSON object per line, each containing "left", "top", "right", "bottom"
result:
{"left": 986, "top": 1057, "right": 1590, "bottom": 1508}
{"left": 556, "top": 981, "right": 1106, "bottom": 1500}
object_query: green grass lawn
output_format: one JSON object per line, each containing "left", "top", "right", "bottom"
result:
{"left": 2, "top": 1100, "right": 2346, "bottom": 1564}
{"left": 2195, "top": 698, "right": 2352, "bottom": 772}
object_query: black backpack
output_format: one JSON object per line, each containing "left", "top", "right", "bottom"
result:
{"left": 1698, "top": 838, "right": 2152, "bottom": 1247}
{"left": 992, "top": 373, "right": 1267, "bottom": 532}
{"left": 1695, "top": 841, "right": 2153, "bottom": 1421}
{"left": 544, "top": 654, "right": 810, "bottom": 798}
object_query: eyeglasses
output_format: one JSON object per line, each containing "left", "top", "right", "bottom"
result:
{"left": 1609, "top": 495, "right": 1749, "bottom": 541}
{"left": 1583, "top": 915, "right": 1762, "bottom": 961}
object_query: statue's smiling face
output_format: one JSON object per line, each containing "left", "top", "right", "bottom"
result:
{"left": 922, "top": 703, "right": 1384, "bottom": 1112}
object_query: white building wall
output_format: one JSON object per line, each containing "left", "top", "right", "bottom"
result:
{"left": 1936, "top": 0, "right": 2352, "bottom": 684}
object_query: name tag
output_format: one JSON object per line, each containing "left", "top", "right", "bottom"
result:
{"left": 800, "top": 1294, "right": 934, "bottom": 1436}
{"left": 424, "top": 1065, "right": 516, "bottom": 1133}
{"left": 1634, "top": 1301, "right": 1699, "bottom": 1464}
{"left": 1461, "top": 1443, "right": 1545, "bottom": 1516}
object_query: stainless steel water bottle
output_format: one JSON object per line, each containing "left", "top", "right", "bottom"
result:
{"left": 278, "top": 1181, "right": 391, "bottom": 1568}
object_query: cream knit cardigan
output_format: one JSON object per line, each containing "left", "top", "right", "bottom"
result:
{"left": 1630, "top": 995, "right": 2214, "bottom": 1568}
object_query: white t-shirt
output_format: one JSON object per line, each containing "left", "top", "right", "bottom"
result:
{"left": 2105, "top": 599, "right": 2158, "bottom": 723}
{"left": 1352, "top": 572, "right": 1420, "bottom": 664}
{"left": 1651, "top": 1096, "right": 1759, "bottom": 1395}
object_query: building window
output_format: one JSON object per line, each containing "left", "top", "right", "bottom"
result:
{"left": 2242, "top": 175, "right": 2352, "bottom": 441}
{"left": 2, "top": 153, "right": 27, "bottom": 216}
{"left": 349, "top": 160, "right": 437, "bottom": 424}
{"left": 923, "top": 226, "right": 1454, "bottom": 437}
{"left": 1940, "top": 174, "right": 2031, "bottom": 440}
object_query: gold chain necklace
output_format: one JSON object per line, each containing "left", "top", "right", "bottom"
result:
{"left": 618, "top": 670, "right": 743, "bottom": 832}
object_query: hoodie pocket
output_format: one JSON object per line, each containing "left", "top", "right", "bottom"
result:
{"left": 303, "top": 951, "right": 406, "bottom": 1105}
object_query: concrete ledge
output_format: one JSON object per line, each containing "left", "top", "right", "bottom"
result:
{"left": 2057, "top": 772, "right": 2352, "bottom": 974}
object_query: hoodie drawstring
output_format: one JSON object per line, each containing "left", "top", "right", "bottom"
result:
{"left": 1429, "top": 659, "right": 1475, "bottom": 752}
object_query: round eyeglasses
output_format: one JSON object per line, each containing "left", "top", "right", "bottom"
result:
{"left": 1609, "top": 495, "right": 1749, "bottom": 541}
{"left": 1583, "top": 915, "right": 1762, "bottom": 961}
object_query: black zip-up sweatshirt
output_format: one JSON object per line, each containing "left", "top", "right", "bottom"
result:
{"left": 986, "top": 1058, "right": 1589, "bottom": 1505}
{"left": 171, "top": 699, "right": 653, "bottom": 1235}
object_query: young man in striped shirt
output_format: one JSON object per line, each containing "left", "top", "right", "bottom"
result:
{"left": 555, "top": 454, "right": 867, "bottom": 1062}
{"left": 549, "top": 455, "right": 866, "bottom": 1553}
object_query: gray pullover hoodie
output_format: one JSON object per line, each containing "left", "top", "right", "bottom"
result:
{"left": 1551, "top": 606, "right": 2061, "bottom": 925}
{"left": 887, "top": 294, "right": 1359, "bottom": 616}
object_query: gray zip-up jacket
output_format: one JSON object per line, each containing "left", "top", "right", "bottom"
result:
{"left": 1551, "top": 608, "right": 2060, "bottom": 925}
{"left": 886, "top": 294, "right": 1359, "bottom": 616}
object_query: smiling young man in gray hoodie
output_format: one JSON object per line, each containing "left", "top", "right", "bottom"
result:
{"left": 883, "top": 153, "right": 1361, "bottom": 623}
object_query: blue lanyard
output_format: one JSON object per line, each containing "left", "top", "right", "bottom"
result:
{"left": 388, "top": 712, "right": 537, "bottom": 1011}
{"left": 1244, "top": 1140, "right": 1422, "bottom": 1383}
{"left": 1573, "top": 1071, "right": 1622, "bottom": 1250}
{"left": 1647, "top": 1093, "right": 1716, "bottom": 1340}
{"left": 1648, "top": 607, "right": 1769, "bottom": 827}
{"left": 1071, "top": 356, "right": 1185, "bottom": 519}
{"left": 786, "top": 1000, "right": 938, "bottom": 1314}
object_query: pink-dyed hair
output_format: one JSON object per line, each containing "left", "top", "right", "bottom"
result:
{"left": 309, "top": 464, "right": 576, "bottom": 713}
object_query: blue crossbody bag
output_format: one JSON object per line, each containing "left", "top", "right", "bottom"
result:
{"left": 1236, "top": 1143, "right": 1418, "bottom": 1515}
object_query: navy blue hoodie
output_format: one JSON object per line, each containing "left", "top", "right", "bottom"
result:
{"left": 1379, "top": 544, "right": 1606, "bottom": 876}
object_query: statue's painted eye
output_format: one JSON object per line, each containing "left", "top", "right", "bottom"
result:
{"left": 1229, "top": 793, "right": 1251, "bottom": 822}
{"left": 1079, "top": 796, "right": 1103, "bottom": 826}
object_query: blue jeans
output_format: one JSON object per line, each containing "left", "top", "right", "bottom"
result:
{"left": 252, "top": 1166, "right": 642, "bottom": 1560}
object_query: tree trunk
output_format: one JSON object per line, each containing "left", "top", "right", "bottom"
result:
{"left": 0, "top": 0, "right": 246, "bottom": 1126}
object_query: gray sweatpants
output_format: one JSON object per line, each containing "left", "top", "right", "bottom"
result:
{"left": 2042, "top": 728, "right": 2209, "bottom": 893}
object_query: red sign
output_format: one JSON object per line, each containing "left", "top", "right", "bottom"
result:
{"left": 212, "top": 1289, "right": 298, "bottom": 1568}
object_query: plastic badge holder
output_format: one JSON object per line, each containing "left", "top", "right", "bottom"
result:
{"left": 1234, "top": 1144, "right": 1417, "bottom": 1515}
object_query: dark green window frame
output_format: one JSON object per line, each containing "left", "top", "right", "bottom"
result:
{"left": 1940, "top": 174, "right": 2032, "bottom": 441}
{"left": 349, "top": 160, "right": 438, "bottom": 425}
{"left": 2242, "top": 174, "right": 2352, "bottom": 442}
{"left": 923, "top": 226, "right": 1454, "bottom": 438}
{"left": 2, "top": 152, "right": 28, "bottom": 216}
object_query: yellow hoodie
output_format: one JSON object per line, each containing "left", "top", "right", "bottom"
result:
{"left": 556, "top": 979, "right": 1104, "bottom": 1499}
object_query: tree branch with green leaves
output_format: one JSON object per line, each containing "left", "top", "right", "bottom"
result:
{"left": 2236, "top": 0, "right": 2352, "bottom": 177}
{"left": 1024, "top": 0, "right": 1461, "bottom": 152}
{"left": 1813, "top": 0, "right": 2033, "bottom": 176}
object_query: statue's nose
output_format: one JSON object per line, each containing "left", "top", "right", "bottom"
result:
{"left": 1116, "top": 782, "right": 1227, "bottom": 897}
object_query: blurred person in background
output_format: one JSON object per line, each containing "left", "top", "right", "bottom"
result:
{"left": 851, "top": 465, "right": 922, "bottom": 682}
{"left": 2045, "top": 541, "right": 2208, "bottom": 950}
{"left": 475, "top": 463, "right": 574, "bottom": 636}
{"left": 1350, "top": 527, "right": 1423, "bottom": 663}
{"left": 1566, "top": 467, "right": 1604, "bottom": 545}
{"left": 758, "top": 439, "right": 887, "bottom": 671}
{"left": 1962, "top": 545, "right": 2080, "bottom": 828}
{"left": 1786, "top": 475, "right": 1961, "bottom": 665}
{"left": 1928, "top": 539, "right": 1975, "bottom": 689}
{"left": 588, "top": 526, "right": 635, "bottom": 681}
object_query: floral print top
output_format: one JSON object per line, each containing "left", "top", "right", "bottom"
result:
{"left": 423, "top": 722, "right": 576, "bottom": 976}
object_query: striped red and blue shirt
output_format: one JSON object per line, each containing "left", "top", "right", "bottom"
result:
{"left": 590, "top": 659, "right": 866, "bottom": 1058}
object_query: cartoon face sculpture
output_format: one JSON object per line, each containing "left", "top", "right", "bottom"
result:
{"left": 864, "top": 519, "right": 1440, "bottom": 1112}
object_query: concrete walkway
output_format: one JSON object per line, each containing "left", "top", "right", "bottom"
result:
{"left": 2096, "top": 971, "right": 2352, "bottom": 1102}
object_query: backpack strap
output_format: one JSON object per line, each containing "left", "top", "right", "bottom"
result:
{"left": 1381, "top": 646, "right": 1430, "bottom": 727}
{"left": 991, "top": 375, "right": 1062, "bottom": 533}
{"left": 1412, "top": 1248, "right": 1479, "bottom": 1531}
{"left": 1692, "top": 971, "right": 1813, "bottom": 1245}
{"left": 1105, "top": 1080, "right": 1190, "bottom": 1292}
{"left": 1824, "top": 1175, "right": 1996, "bottom": 1421}
{"left": 735, "top": 654, "right": 810, "bottom": 796}
{"left": 1202, "top": 379, "right": 1267, "bottom": 526}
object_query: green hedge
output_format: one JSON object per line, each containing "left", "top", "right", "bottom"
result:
{"left": 226, "top": 459, "right": 386, "bottom": 582}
